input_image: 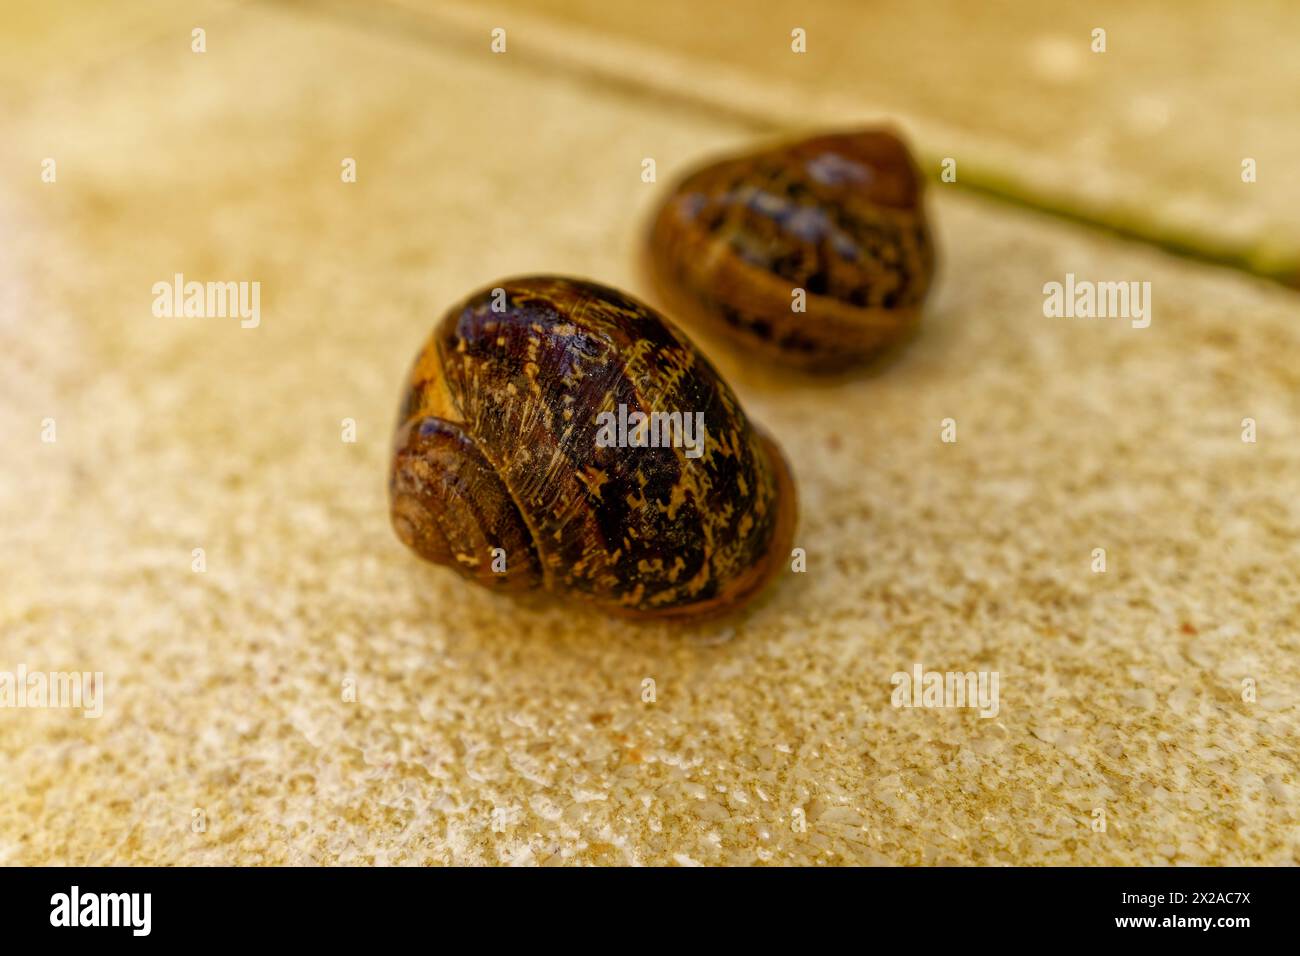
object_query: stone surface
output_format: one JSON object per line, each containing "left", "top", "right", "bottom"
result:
{"left": 403, "top": 0, "right": 1300, "bottom": 283}
{"left": 0, "top": 1, "right": 1296, "bottom": 865}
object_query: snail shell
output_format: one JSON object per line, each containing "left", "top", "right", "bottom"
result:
{"left": 389, "top": 276, "right": 797, "bottom": 619}
{"left": 649, "top": 129, "right": 935, "bottom": 370}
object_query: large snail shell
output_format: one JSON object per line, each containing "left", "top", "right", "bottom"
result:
{"left": 390, "top": 276, "right": 797, "bottom": 619}
{"left": 649, "top": 129, "right": 935, "bottom": 370}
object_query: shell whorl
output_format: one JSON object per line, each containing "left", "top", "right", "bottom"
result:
{"left": 390, "top": 415, "right": 542, "bottom": 591}
{"left": 389, "top": 276, "right": 796, "bottom": 618}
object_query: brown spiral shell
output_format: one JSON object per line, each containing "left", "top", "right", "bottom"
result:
{"left": 389, "top": 276, "right": 797, "bottom": 619}
{"left": 649, "top": 129, "right": 935, "bottom": 370}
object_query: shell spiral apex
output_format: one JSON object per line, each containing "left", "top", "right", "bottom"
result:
{"left": 389, "top": 275, "right": 797, "bottom": 619}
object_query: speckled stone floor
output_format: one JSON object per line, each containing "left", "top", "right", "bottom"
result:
{"left": 0, "top": 0, "right": 1296, "bottom": 865}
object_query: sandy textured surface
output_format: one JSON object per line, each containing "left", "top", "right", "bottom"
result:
{"left": 0, "top": 1, "right": 1297, "bottom": 865}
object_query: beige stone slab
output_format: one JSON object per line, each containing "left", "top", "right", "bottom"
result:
{"left": 0, "top": 0, "right": 238, "bottom": 103}
{"left": 386, "top": 0, "right": 1300, "bottom": 284}
{"left": 0, "top": 1, "right": 1297, "bottom": 865}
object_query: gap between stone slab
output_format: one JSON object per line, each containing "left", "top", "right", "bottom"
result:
{"left": 265, "top": 0, "right": 1300, "bottom": 289}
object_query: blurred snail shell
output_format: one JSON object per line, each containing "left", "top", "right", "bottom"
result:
{"left": 649, "top": 129, "right": 935, "bottom": 370}
{"left": 389, "top": 276, "right": 797, "bottom": 619}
